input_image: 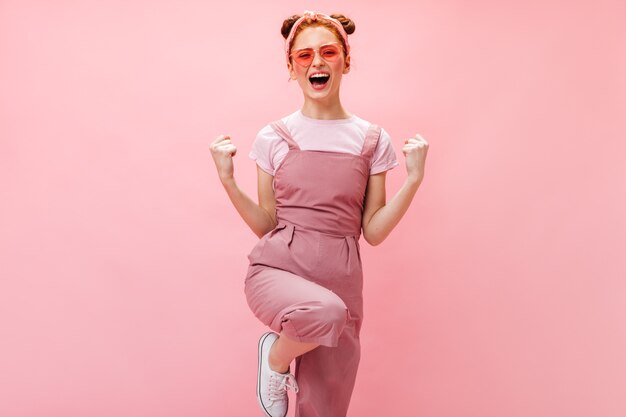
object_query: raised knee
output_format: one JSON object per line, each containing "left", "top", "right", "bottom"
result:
{"left": 319, "top": 297, "right": 349, "bottom": 327}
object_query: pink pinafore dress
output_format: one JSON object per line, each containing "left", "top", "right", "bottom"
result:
{"left": 244, "top": 119, "right": 382, "bottom": 417}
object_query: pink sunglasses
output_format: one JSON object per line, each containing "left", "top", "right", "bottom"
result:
{"left": 289, "top": 42, "right": 343, "bottom": 67}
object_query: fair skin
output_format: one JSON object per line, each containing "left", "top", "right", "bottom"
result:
{"left": 209, "top": 24, "right": 429, "bottom": 373}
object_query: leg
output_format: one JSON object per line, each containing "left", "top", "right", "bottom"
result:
{"left": 294, "top": 319, "right": 362, "bottom": 417}
{"left": 245, "top": 266, "right": 351, "bottom": 347}
{"left": 245, "top": 265, "right": 360, "bottom": 417}
{"left": 268, "top": 333, "right": 319, "bottom": 373}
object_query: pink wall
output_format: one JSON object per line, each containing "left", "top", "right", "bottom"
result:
{"left": 1, "top": 1, "right": 625, "bottom": 416}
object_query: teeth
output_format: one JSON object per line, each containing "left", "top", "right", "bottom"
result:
{"left": 310, "top": 73, "right": 330, "bottom": 78}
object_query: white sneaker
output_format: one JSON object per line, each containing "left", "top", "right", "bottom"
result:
{"left": 257, "top": 331, "right": 299, "bottom": 417}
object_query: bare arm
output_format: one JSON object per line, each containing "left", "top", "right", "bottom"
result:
{"left": 361, "top": 133, "right": 429, "bottom": 246}
{"left": 362, "top": 172, "right": 420, "bottom": 246}
{"left": 210, "top": 135, "right": 277, "bottom": 238}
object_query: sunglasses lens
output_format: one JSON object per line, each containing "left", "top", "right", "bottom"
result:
{"left": 320, "top": 45, "right": 340, "bottom": 61}
{"left": 294, "top": 49, "right": 314, "bottom": 66}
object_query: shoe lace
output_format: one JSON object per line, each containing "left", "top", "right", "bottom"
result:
{"left": 267, "top": 372, "right": 300, "bottom": 403}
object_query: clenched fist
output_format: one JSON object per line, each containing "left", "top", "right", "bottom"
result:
{"left": 402, "top": 133, "right": 429, "bottom": 185}
{"left": 210, "top": 134, "right": 237, "bottom": 183}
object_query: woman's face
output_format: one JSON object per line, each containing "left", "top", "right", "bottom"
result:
{"left": 288, "top": 26, "right": 351, "bottom": 101}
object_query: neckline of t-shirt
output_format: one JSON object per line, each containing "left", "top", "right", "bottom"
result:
{"left": 295, "top": 109, "right": 357, "bottom": 125}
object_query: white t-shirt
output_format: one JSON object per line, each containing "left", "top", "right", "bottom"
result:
{"left": 249, "top": 110, "right": 399, "bottom": 176}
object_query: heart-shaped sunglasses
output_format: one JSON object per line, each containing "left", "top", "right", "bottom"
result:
{"left": 289, "top": 42, "right": 343, "bottom": 67}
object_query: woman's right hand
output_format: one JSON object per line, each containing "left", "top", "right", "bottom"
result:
{"left": 210, "top": 134, "right": 237, "bottom": 183}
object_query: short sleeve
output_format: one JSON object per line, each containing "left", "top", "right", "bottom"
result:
{"left": 370, "top": 127, "right": 399, "bottom": 175}
{"left": 248, "top": 125, "right": 277, "bottom": 175}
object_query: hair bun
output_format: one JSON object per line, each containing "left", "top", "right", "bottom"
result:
{"left": 330, "top": 14, "right": 356, "bottom": 35}
{"left": 281, "top": 14, "right": 302, "bottom": 39}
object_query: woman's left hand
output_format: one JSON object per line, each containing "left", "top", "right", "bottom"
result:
{"left": 402, "top": 133, "right": 429, "bottom": 185}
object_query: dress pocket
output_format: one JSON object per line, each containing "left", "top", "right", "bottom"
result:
{"left": 246, "top": 225, "right": 281, "bottom": 265}
{"left": 246, "top": 237, "right": 267, "bottom": 264}
{"left": 247, "top": 223, "right": 292, "bottom": 267}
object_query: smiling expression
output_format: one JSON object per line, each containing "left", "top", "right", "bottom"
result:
{"left": 287, "top": 26, "right": 351, "bottom": 100}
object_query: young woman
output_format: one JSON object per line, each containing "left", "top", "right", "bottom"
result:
{"left": 210, "top": 10, "right": 429, "bottom": 417}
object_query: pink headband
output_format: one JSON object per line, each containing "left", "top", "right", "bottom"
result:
{"left": 284, "top": 10, "right": 351, "bottom": 65}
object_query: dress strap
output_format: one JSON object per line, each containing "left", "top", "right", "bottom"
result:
{"left": 361, "top": 124, "right": 381, "bottom": 160}
{"left": 270, "top": 120, "right": 300, "bottom": 151}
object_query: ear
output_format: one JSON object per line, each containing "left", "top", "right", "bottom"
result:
{"left": 343, "top": 54, "right": 351, "bottom": 74}
{"left": 287, "top": 62, "right": 297, "bottom": 80}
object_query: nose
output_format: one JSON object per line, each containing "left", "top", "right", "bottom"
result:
{"left": 311, "top": 50, "right": 325, "bottom": 67}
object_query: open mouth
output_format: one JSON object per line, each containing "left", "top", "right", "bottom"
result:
{"left": 309, "top": 72, "right": 330, "bottom": 90}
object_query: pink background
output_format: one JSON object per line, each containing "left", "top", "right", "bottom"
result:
{"left": 1, "top": 1, "right": 625, "bottom": 416}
